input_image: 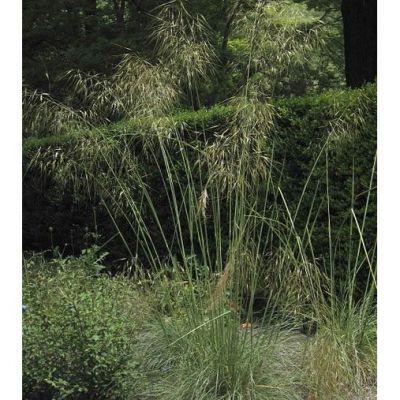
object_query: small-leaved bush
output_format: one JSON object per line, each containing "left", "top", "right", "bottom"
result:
{"left": 23, "top": 248, "right": 149, "bottom": 400}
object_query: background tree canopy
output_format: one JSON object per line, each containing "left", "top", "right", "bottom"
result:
{"left": 23, "top": 0, "right": 376, "bottom": 104}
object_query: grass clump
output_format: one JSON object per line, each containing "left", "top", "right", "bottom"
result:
{"left": 304, "top": 302, "right": 376, "bottom": 399}
{"left": 297, "top": 152, "right": 377, "bottom": 400}
{"left": 124, "top": 262, "right": 306, "bottom": 400}
{"left": 137, "top": 318, "right": 304, "bottom": 400}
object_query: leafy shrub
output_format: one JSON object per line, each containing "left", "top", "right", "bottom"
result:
{"left": 22, "top": 248, "right": 149, "bottom": 399}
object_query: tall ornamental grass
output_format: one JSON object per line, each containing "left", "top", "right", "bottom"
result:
{"left": 23, "top": 1, "right": 376, "bottom": 399}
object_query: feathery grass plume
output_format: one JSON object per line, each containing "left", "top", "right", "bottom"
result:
{"left": 111, "top": 54, "right": 180, "bottom": 119}
{"left": 326, "top": 84, "right": 376, "bottom": 145}
{"left": 197, "top": 187, "right": 209, "bottom": 219}
{"left": 205, "top": 85, "right": 275, "bottom": 193}
{"left": 233, "top": 0, "right": 325, "bottom": 95}
{"left": 22, "top": 86, "right": 88, "bottom": 137}
{"left": 27, "top": 2, "right": 216, "bottom": 136}
{"left": 62, "top": 1, "right": 218, "bottom": 125}
{"left": 205, "top": 1, "right": 313, "bottom": 194}
{"left": 64, "top": 56, "right": 180, "bottom": 124}
{"left": 63, "top": 69, "right": 123, "bottom": 123}
{"left": 26, "top": 133, "right": 141, "bottom": 214}
{"left": 150, "top": 0, "right": 217, "bottom": 91}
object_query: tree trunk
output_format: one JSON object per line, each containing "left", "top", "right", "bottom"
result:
{"left": 113, "top": 0, "right": 126, "bottom": 31}
{"left": 221, "top": 0, "right": 242, "bottom": 65}
{"left": 65, "top": 3, "right": 82, "bottom": 39}
{"left": 84, "top": 0, "right": 97, "bottom": 35}
{"left": 130, "top": 0, "right": 147, "bottom": 14}
{"left": 341, "top": 0, "right": 377, "bottom": 88}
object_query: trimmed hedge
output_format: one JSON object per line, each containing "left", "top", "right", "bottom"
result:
{"left": 23, "top": 105, "right": 236, "bottom": 158}
{"left": 273, "top": 85, "right": 377, "bottom": 287}
{"left": 23, "top": 85, "right": 375, "bottom": 155}
{"left": 23, "top": 85, "right": 376, "bottom": 284}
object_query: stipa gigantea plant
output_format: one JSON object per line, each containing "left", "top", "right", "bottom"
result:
{"left": 23, "top": 1, "right": 377, "bottom": 398}
{"left": 108, "top": 68, "right": 321, "bottom": 400}
{"left": 84, "top": 14, "right": 307, "bottom": 394}
{"left": 232, "top": 0, "right": 326, "bottom": 96}
{"left": 150, "top": 0, "right": 217, "bottom": 95}
{"left": 22, "top": 86, "right": 89, "bottom": 137}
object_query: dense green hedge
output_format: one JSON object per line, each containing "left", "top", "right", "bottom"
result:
{"left": 23, "top": 84, "right": 376, "bottom": 284}
{"left": 23, "top": 105, "right": 235, "bottom": 158}
{"left": 23, "top": 86, "right": 375, "bottom": 155}
{"left": 273, "top": 84, "right": 377, "bottom": 287}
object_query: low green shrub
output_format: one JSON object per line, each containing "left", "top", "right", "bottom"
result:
{"left": 22, "top": 105, "right": 236, "bottom": 157}
{"left": 22, "top": 248, "right": 149, "bottom": 400}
